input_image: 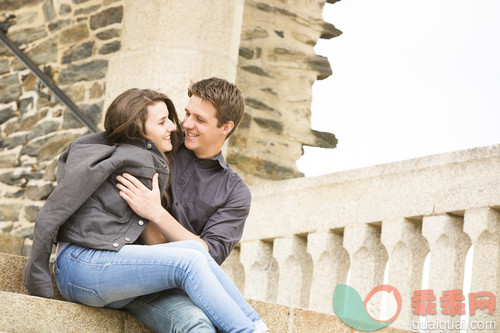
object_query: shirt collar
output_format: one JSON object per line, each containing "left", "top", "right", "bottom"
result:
{"left": 183, "top": 142, "right": 229, "bottom": 170}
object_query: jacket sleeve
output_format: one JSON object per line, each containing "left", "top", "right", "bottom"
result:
{"left": 23, "top": 142, "right": 117, "bottom": 298}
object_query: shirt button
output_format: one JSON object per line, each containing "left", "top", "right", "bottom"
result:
{"left": 125, "top": 237, "right": 130, "bottom": 242}
{"left": 112, "top": 242, "right": 119, "bottom": 248}
{"left": 138, "top": 220, "right": 144, "bottom": 226}
{"left": 146, "top": 143, "right": 153, "bottom": 149}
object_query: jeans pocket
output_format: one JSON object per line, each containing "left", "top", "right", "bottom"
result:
{"left": 68, "top": 282, "right": 107, "bottom": 307}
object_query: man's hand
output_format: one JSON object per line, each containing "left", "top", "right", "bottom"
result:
{"left": 116, "top": 173, "right": 163, "bottom": 223}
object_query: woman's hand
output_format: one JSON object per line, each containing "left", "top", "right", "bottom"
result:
{"left": 116, "top": 173, "right": 163, "bottom": 223}
{"left": 117, "top": 172, "right": 209, "bottom": 251}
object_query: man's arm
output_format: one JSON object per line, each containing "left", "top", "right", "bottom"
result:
{"left": 196, "top": 179, "right": 251, "bottom": 264}
{"left": 116, "top": 173, "right": 209, "bottom": 251}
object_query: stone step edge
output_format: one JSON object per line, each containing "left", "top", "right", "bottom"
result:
{"left": 3, "top": 290, "right": 405, "bottom": 333}
{"left": 0, "top": 290, "right": 152, "bottom": 333}
{"left": 0, "top": 252, "right": 64, "bottom": 300}
{"left": 0, "top": 252, "right": 410, "bottom": 332}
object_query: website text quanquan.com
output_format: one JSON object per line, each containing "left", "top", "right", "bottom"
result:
{"left": 411, "top": 319, "right": 496, "bottom": 332}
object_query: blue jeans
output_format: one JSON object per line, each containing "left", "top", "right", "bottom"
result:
{"left": 55, "top": 240, "right": 260, "bottom": 332}
{"left": 123, "top": 289, "right": 216, "bottom": 332}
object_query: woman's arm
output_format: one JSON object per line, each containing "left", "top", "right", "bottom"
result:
{"left": 116, "top": 173, "right": 209, "bottom": 251}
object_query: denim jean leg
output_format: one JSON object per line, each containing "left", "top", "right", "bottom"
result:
{"left": 55, "top": 243, "right": 255, "bottom": 332}
{"left": 123, "top": 289, "right": 216, "bottom": 333}
{"left": 165, "top": 241, "right": 262, "bottom": 323}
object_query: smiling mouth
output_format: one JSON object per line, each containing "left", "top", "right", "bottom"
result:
{"left": 186, "top": 133, "right": 199, "bottom": 137}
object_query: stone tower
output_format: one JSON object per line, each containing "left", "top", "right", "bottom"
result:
{"left": 229, "top": 0, "right": 340, "bottom": 184}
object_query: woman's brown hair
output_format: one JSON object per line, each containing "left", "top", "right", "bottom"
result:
{"left": 104, "top": 88, "right": 183, "bottom": 206}
{"left": 104, "top": 88, "right": 183, "bottom": 159}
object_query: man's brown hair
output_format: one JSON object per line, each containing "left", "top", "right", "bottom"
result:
{"left": 187, "top": 77, "right": 244, "bottom": 138}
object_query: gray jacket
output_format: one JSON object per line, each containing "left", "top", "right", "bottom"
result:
{"left": 23, "top": 132, "right": 170, "bottom": 298}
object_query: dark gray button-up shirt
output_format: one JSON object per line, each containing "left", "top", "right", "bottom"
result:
{"left": 168, "top": 144, "right": 251, "bottom": 265}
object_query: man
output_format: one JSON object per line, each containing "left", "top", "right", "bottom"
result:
{"left": 118, "top": 77, "right": 252, "bottom": 332}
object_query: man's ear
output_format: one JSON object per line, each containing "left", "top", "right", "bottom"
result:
{"left": 221, "top": 121, "right": 234, "bottom": 136}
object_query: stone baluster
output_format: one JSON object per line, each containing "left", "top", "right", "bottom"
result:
{"left": 221, "top": 246, "right": 245, "bottom": 293}
{"left": 307, "top": 230, "right": 349, "bottom": 314}
{"left": 239, "top": 240, "right": 278, "bottom": 302}
{"left": 422, "top": 214, "right": 471, "bottom": 332}
{"left": 273, "top": 236, "right": 313, "bottom": 308}
{"left": 343, "top": 224, "right": 388, "bottom": 300}
{"left": 464, "top": 207, "right": 500, "bottom": 330}
{"left": 381, "top": 218, "right": 429, "bottom": 329}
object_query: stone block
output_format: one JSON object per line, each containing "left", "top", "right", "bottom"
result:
{"left": 74, "top": 4, "right": 101, "bottom": 16}
{"left": 0, "top": 203, "right": 22, "bottom": 221}
{"left": 48, "top": 18, "right": 71, "bottom": 32}
{"left": 90, "top": 6, "right": 123, "bottom": 30}
{"left": 0, "top": 252, "right": 28, "bottom": 295}
{"left": 0, "top": 73, "right": 21, "bottom": 104}
{"left": 61, "top": 41, "right": 94, "bottom": 64}
{"left": 0, "top": 147, "right": 21, "bottom": 168}
{"left": 0, "top": 291, "right": 152, "bottom": 333}
{"left": 249, "top": 299, "right": 290, "bottom": 333}
{"left": 0, "top": 252, "right": 63, "bottom": 300}
{"left": 0, "top": 233, "right": 24, "bottom": 255}
{"left": 0, "top": 59, "right": 9, "bottom": 74}
{"left": 7, "top": 25, "right": 47, "bottom": 46}
{"left": 57, "top": 59, "right": 108, "bottom": 85}
{"left": 292, "top": 307, "right": 352, "bottom": 332}
{"left": 99, "top": 40, "right": 121, "bottom": 55}
{"left": 26, "top": 36, "right": 57, "bottom": 64}
{"left": 0, "top": 106, "right": 17, "bottom": 125}
{"left": 58, "top": 23, "right": 89, "bottom": 44}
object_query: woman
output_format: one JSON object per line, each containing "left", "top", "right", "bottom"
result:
{"left": 24, "top": 88, "right": 269, "bottom": 333}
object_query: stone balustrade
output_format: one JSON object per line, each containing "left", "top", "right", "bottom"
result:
{"left": 222, "top": 144, "right": 500, "bottom": 331}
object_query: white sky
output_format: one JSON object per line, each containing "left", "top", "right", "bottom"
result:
{"left": 297, "top": 0, "right": 500, "bottom": 177}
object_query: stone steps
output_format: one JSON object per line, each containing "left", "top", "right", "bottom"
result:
{"left": 0, "top": 290, "right": 149, "bottom": 333}
{"left": 0, "top": 252, "right": 409, "bottom": 332}
{"left": 0, "top": 251, "right": 63, "bottom": 300}
{"left": 0, "top": 252, "right": 152, "bottom": 332}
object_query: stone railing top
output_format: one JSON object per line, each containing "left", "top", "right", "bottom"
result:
{"left": 243, "top": 144, "right": 500, "bottom": 241}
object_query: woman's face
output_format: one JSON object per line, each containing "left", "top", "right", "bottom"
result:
{"left": 144, "top": 101, "right": 177, "bottom": 152}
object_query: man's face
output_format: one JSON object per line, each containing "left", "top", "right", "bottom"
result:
{"left": 183, "top": 95, "right": 233, "bottom": 158}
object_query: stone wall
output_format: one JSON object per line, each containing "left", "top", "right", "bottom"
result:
{"left": 0, "top": 0, "right": 125, "bottom": 251}
{"left": 0, "top": 1, "right": 339, "bottom": 250}
{"left": 228, "top": 0, "right": 340, "bottom": 184}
